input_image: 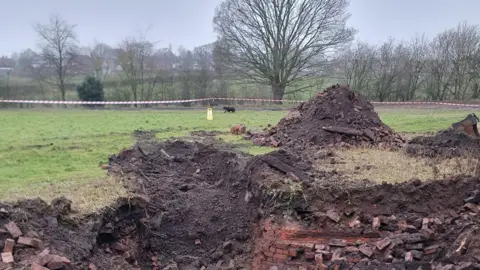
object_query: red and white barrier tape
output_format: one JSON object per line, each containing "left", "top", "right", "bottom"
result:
{"left": 0, "top": 98, "right": 479, "bottom": 107}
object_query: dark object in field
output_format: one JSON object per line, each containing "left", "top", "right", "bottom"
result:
{"left": 223, "top": 106, "right": 236, "bottom": 113}
{"left": 450, "top": 113, "right": 480, "bottom": 137}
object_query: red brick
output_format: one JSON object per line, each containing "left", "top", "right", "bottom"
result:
{"left": 17, "top": 236, "right": 32, "bottom": 246}
{"left": 421, "top": 218, "right": 429, "bottom": 230}
{"left": 35, "top": 254, "right": 54, "bottom": 266}
{"left": 277, "top": 249, "right": 289, "bottom": 255}
{"left": 288, "top": 248, "right": 298, "bottom": 257}
{"left": 31, "top": 263, "right": 49, "bottom": 270}
{"left": 31, "top": 238, "right": 43, "bottom": 248}
{"left": 424, "top": 245, "right": 440, "bottom": 255}
{"left": 274, "top": 242, "right": 290, "bottom": 249}
{"left": 359, "top": 245, "right": 373, "bottom": 257}
{"left": 372, "top": 217, "right": 381, "bottom": 230}
{"left": 1, "top": 252, "right": 13, "bottom": 263}
{"left": 328, "top": 239, "right": 347, "bottom": 247}
{"left": 269, "top": 247, "right": 276, "bottom": 253}
{"left": 2, "top": 239, "right": 14, "bottom": 253}
{"left": 4, "top": 222, "right": 22, "bottom": 238}
{"left": 376, "top": 237, "right": 391, "bottom": 251}
{"left": 47, "top": 255, "right": 65, "bottom": 270}
{"left": 273, "top": 253, "right": 288, "bottom": 260}
{"left": 405, "top": 251, "right": 413, "bottom": 262}
{"left": 304, "top": 251, "right": 315, "bottom": 259}
{"left": 326, "top": 209, "right": 341, "bottom": 223}
{"left": 303, "top": 243, "right": 315, "bottom": 250}
{"left": 264, "top": 251, "right": 274, "bottom": 257}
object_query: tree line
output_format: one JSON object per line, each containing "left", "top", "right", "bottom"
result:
{"left": 337, "top": 22, "right": 480, "bottom": 101}
{"left": 1, "top": 0, "right": 479, "bottom": 103}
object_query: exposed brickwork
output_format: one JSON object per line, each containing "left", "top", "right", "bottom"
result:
{"left": 251, "top": 218, "right": 381, "bottom": 270}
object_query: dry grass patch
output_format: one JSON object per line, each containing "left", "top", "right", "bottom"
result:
{"left": 0, "top": 177, "right": 126, "bottom": 213}
{"left": 315, "top": 147, "right": 479, "bottom": 183}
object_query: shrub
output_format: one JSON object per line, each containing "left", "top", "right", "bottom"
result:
{"left": 76, "top": 76, "right": 105, "bottom": 107}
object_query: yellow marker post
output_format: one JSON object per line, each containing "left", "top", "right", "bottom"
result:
{"left": 207, "top": 107, "right": 213, "bottom": 120}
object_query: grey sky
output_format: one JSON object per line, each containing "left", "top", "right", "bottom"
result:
{"left": 1, "top": 0, "right": 478, "bottom": 56}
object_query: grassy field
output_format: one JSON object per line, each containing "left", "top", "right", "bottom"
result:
{"left": 0, "top": 107, "right": 474, "bottom": 210}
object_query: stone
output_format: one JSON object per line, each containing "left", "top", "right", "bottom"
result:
{"left": 406, "top": 243, "right": 424, "bottom": 250}
{"left": 464, "top": 203, "right": 480, "bottom": 213}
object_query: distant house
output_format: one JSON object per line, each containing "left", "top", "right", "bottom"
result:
{"left": 0, "top": 56, "right": 15, "bottom": 75}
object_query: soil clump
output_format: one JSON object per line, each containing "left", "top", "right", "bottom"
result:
{"left": 246, "top": 85, "right": 405, "bottom": 153}
{"left": 407, "top": 130, "right": 480, "bottom": 159}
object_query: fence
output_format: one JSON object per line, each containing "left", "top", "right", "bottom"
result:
{"left": 1, "top": 97, "right": 480, "bottom": 108}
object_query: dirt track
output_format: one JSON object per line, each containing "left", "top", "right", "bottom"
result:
{"left": 1, "top": 86, "right": 480, "bottom": 269}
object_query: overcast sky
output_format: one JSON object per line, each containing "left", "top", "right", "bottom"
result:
{"left": 0, "top": 0, "right": 478, "bottom": 56}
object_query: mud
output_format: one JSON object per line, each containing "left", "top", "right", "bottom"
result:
{"left": 1, "top": 140, "right": 479, "bottom": 269}
{"left": 246, "top": 85, "right": 405, "bottom": 153}
{"left": 407, "top": 130, "right": 480, "bottom": 159}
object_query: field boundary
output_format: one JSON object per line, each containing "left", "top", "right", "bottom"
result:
{"left": 2, "top": 97, "right": 480, "bottom": 107}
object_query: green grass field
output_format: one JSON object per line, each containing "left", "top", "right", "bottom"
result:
{"left": 0, "top": 107, "right": 473, "bottom": 210}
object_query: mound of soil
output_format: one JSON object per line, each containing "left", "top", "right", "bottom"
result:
{"left": 246, "top": 85, "right": 405, "bottom": 152}
{"left": 407, "top": 130, "right": 480, "bottom": 159}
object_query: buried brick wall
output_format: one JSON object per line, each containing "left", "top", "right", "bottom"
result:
{"left": 251, "top": 218, "right": 382, "bottom": 270}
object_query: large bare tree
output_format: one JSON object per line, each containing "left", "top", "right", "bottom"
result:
{"left": 33, "top": 14, "right": 78, "bottom": 101}
{"left": 213, "top": 0, "right": 355, "bottom": 101}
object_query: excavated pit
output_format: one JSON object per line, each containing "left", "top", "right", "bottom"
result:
{"left": 1, "top": 140, "right": 480, "bottom": 269}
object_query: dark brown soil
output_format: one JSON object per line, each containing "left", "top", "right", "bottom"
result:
{"left": 2, "top": 140, "right": 480, "bottom": 269}
{"left": 407, "top": 130, "right": 480, "bottom": 159}
{"left": 246, "top": 85, "right": 405, "bottom": 153}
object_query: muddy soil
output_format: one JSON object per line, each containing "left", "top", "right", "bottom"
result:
{"left": 1, "top": 140, "right": 480, "bottom": 269}
{"left": 246, "top": 85, "right": 405, "bottom": 153}
{"left": 407, "top": 130, "right": 480, "bottom": 159}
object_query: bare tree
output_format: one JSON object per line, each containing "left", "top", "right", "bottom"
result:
{"left": 338, "top": 41, "right": 376, "bottom": 92}
{"left": 213, "top": 0, "right": 355, "bottom": 101}
{"left": 90, "top": 42, "right": 113, "bottom": 80}
{"left": 370, "top": 39, "right": 404, "bottom": 101}
{"left": 117, "top": 36, "right": 159, "bottom": 104}
{"left": 395, "top": 34, "right": 428, "bottom": 101}
{"left": 212, "top": 41, "right": 229, "bottom": 99}
{"left": 193, "top": 45, "right": 213, "bottom": 104}
{"left": 177, "top": 47, "right": 194, "bottom": 106}
{"left": 33, "top": 14, "right": 78, "bottom": 101}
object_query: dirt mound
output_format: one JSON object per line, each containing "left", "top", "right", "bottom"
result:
{"left": 407, "top": 130, "right": 480, "bottom": 159}
{"left": 247, "top": 85, "right": 405, "bottom": 152}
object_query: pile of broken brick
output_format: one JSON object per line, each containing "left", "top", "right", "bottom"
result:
{"left": 259, "top": 192, "right": 480, "bottom": 269}
{"left": 0, "top": 220, "right": 71, "bottom": 270}
{"left": 321, "top": 203, "right": 479, "bottom": 268}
